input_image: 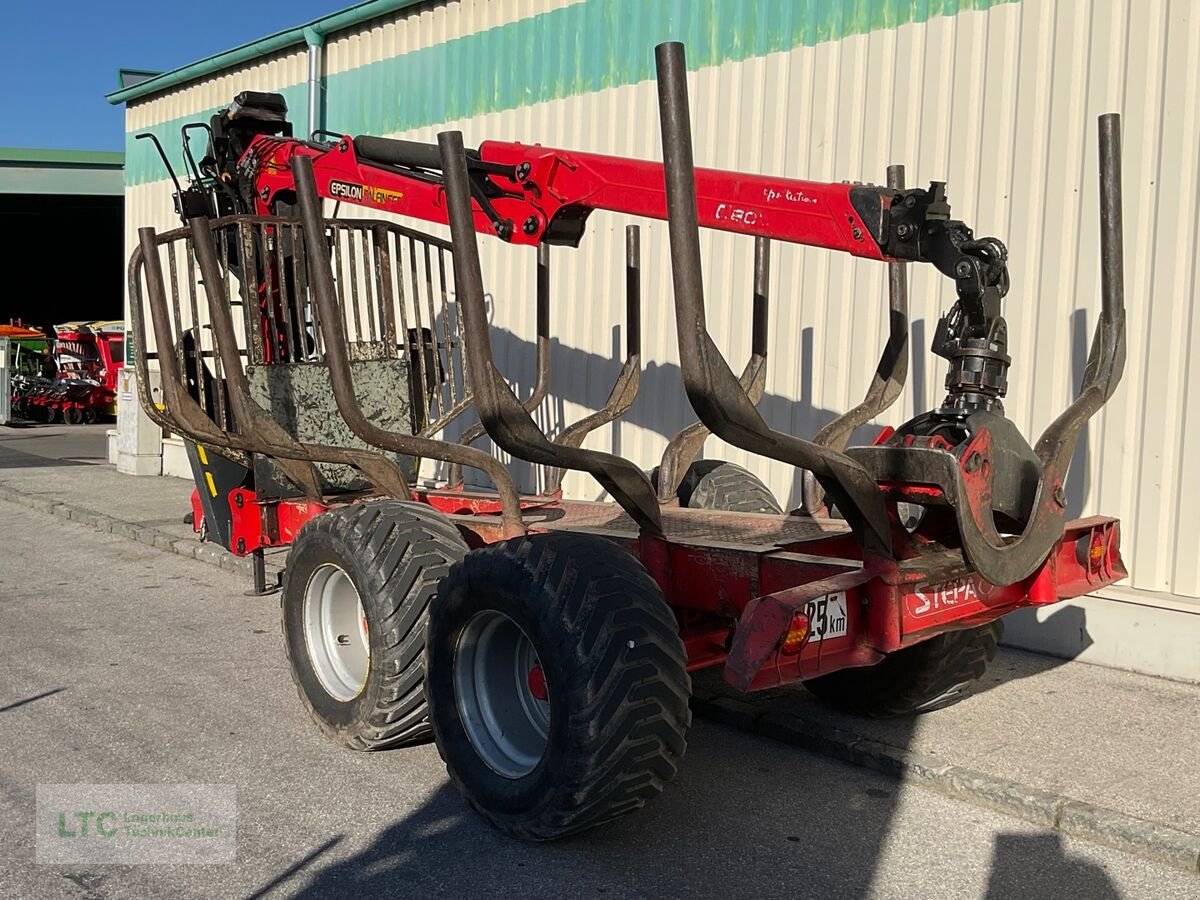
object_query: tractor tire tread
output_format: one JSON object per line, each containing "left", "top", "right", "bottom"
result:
{"left": 429, "top": 532, "right": 691, "bottom": 840}
{"left": 803, "top": 620, "right": 1003, "bottom": 717}
{"left": 282, "top": 500, "right": 467, "bottom": 751}
{"left": 680, "top": 460, "right": 783, "bottom": 514}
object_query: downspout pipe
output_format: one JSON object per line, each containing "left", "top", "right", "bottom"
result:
{"left": 304, "top": 27, "right": 324, "bottom": 141}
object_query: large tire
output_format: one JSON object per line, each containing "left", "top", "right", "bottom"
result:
{"left": 282, "top": 500, "right": 468, "bottom": 750}
{"left": 803, "top": 621, "right": 1003, "bottom": 717}
{"left": 675, "top": 459, "right": 783, "bottom": 513}
{"left": 426, "top": 532, "right": 691, "bottom": 840}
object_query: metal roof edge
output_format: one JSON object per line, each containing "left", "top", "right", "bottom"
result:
{"left": 0, "top": 148, "right": 124, "bottom": 167}
{"left": 106, "top": 0, "right": 424, "bottom": 106}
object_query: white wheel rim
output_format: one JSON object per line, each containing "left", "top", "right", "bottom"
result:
{"left": 302, "top": 564, "right": 370, "bottom": 701}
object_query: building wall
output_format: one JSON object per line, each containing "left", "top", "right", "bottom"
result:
{"left": 123, "top": 0, "right": 1200, "bottom": 612}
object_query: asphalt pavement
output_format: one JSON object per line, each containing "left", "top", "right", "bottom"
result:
{"left": 0, "top": 422, "right": 111, "bottom": 469}
{"left": 1, "top": 499, "right": 1198, "bottom": 899}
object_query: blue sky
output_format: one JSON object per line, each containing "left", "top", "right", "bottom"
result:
{"left": 0, "top": 0, "right": 345, "bottom": 152}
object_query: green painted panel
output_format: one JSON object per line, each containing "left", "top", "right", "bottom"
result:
{"left": 125, "top": 0, "right": 1018, "bottom": 186}
{"left": 0, "top": 165, "right": 124, "bottom": 196}
{"left": 0, "top": 148, "right": 123, "bottom": 166}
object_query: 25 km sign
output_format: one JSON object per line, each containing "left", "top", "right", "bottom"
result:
{"left": 804, "top": 591, "right": 849, "bottom": 641}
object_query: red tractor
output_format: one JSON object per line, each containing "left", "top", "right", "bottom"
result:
{"left": 130, "top": 43, "right": 1127, "bottom": 839}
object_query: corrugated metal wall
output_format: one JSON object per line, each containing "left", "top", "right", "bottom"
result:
{"left": 124, "top": 0, "right": 1200, "bottom": 602}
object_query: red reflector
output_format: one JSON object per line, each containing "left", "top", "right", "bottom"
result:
{"left": 780, "top": 614, "right": 810, "bottom": 656}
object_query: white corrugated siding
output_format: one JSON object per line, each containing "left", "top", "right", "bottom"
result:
{"left": 324, "top": 0, "right": 579, "bottom": 75}
{"left": 125, "top": 48, "right": 308, "bottom": 130}
{"left": 124, "top": 0, "right": 1200, "bottom": 601}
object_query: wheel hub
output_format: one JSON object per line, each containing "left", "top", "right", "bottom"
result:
{"left": 453, "top": 611, "right": 550, "bottom": 779}
{"left": 526, "top": 662, "right": 548, "bottom": 702}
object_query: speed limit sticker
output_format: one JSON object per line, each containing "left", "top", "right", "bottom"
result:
{"left": 803, "top": 591, "right": 849, "bottom": 641}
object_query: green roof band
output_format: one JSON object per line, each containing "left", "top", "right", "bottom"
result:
{"left": 109, "top": 0, "right": 1020, "bottom": 108}
{"left": 118, "top": 0, "right": 1020, "bottom": 186}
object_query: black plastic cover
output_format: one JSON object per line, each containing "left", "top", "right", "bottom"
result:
{"left": 228, "top": 91, "right": 289, "bottom": 122}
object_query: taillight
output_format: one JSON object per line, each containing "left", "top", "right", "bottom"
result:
{"left": 780, "top": 613, "right": 811, "bottom": 656}
{"left": 1075, "top": 531, "right": 1106, "bottom": 569}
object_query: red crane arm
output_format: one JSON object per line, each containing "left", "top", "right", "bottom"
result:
{"left": 245, "top": 133, "right": 891, "bottom": 260}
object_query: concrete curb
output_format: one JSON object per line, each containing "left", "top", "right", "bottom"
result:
{"left": 690, "top": 691, "right": 1200, "bottom": 874}
{"left": 0, "top": 483, "right": 281, "bottom": 582}
{"left": 3, "top": 482, "right": 1197, "bottom": 874}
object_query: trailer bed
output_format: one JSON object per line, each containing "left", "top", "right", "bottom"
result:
{"left": 451, "top": 497, "right": 852, "bottom": 552}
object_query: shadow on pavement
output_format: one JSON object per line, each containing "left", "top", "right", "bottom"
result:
{"left": 278, "top": 752, "right": 912, "bottom": 899}
{"left": 246, "top": 836, "right": 346, "bottom": 900}
{"left": 0, "top": 445, "right": 95, "bottom": 468}
{"left": 262, "top": 721, "right": 1125, "bottom": 900}
{"left": 984, "top": 833, "right": 1121, "bottom": 900}
{"left": 0, "top": 424, "right": 111, "bottom": 469}
{"left": 0, "top": 688, "right": 66, "bottom": 714}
